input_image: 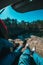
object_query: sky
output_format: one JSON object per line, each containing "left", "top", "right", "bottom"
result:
{"left": 0, "top": 6, "right": 43, "bottom": 22}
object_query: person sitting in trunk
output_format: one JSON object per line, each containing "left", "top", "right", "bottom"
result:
{"left": 0, "top": 19, "right": 25, "bottom": 65}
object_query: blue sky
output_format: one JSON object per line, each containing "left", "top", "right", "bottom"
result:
{"left": 0, "top": 6, "right": 43, "bottom": 22}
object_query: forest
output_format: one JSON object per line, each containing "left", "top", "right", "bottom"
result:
{"left": 2, "top": 18, "right": 43, "bottom": 39}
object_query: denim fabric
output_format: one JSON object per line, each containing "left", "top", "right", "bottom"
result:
{"left": 18, "top": 48, "right": 36, "bottom": 65}
{"left": 0, "top": 53, "right": 15, "bottom": 65}
{"left": 0, "top": 38, "right": 22, "bottom": 65}
{"left": 0, "top": 46, "right": 22, "bottom": 65}
{"left": 18, "top": 48, "right": 31, "bottom": 65}
{"left": 0, "top": 38, "right": 14, "bottom": 49}
{"left": 33, "top": 52, "right": 43, "bottom": 65}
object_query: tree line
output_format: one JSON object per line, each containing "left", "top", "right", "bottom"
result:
{"left": 2, "top": 18, "right": 43, "bottom": 38}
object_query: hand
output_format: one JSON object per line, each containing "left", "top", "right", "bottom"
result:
{"left": 14, "top": 39, "right": 23, "bottom": 46}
